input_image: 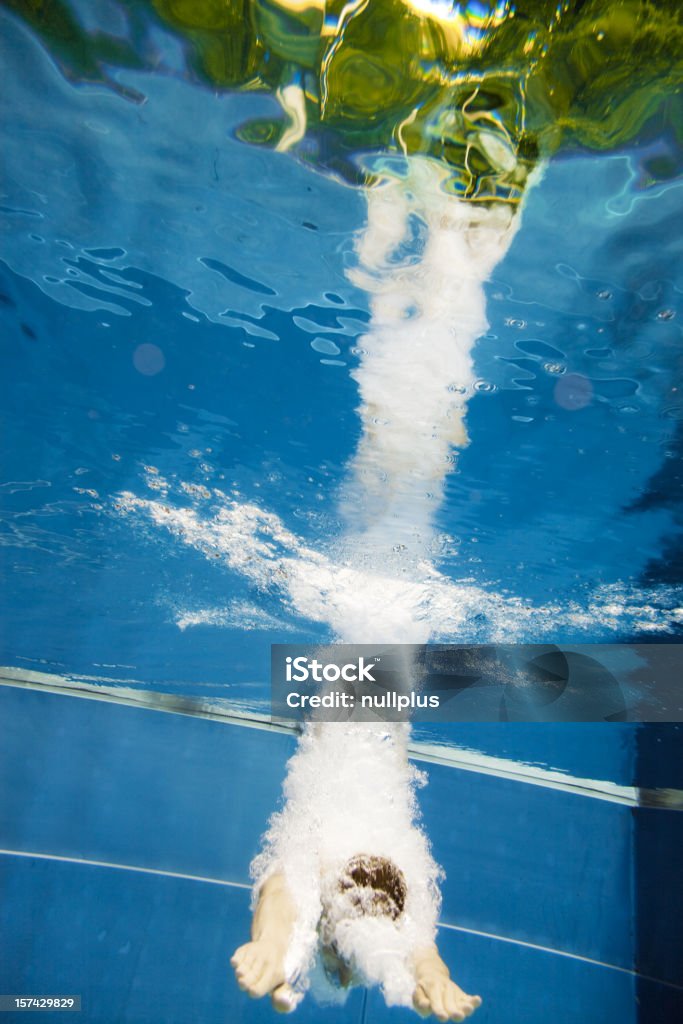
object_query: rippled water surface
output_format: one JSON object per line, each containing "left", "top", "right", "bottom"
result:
{"left": 2, "top": 3, "right": 683, "bottom": 716}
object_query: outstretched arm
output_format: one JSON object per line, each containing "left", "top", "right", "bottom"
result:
{"left": 231, "top": 872, "right": 299, "bottom": 1013}
{"left": 412, "top": 944, "right": 482, "bottom": 1022}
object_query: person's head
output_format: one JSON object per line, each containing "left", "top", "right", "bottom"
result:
{"left": 336, "top": 854, "right": 407, "bottom": 920}
{"left": 319, "top": 854, "right": 407, "bottom": 988}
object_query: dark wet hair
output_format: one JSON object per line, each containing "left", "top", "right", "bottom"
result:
{"left": 338, "top": 854, "right": 407, "bottom": 920}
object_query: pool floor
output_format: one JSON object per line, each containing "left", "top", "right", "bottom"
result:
{"left": 1, "top": 684, "right": 680, "bottom": 1023}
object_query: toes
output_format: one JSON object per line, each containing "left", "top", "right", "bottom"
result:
{"left": 234, "top": 944, "right": 258, "bottom": 972}
{"left": 413, "top": 983, "right": 434, "bottom": 1018}
{"left": 430, "top": 981, "right": 449, "bottom": 1022}
{"left": 235, "top": 960, "right": 260, "bottom": 990}
{"left": 230, "top": 943, "right": 251, "bottom": 969}
{"left": 232, "top": 944, "right": 269, "bottom": 995}
{"left": 460, "top": 994, "right": 482, "bottom": 1017}
{"left": 249, "top": 976, "right": 271, "bottom": 999}
{"left": 247, "top": 957, "right": 276, "bottom": 998}
{"left": 443, "top": 986, "right": 462, "bottom": 1019}
{"left": 444, "top": 981, "right": 483, "bottom": 1021}
{"left": 271, "top": 983, "right": 296, "bottom": 1014}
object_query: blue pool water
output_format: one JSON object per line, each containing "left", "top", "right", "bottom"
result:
{"left": 1, "top": 4, "right": 683, "bottom": 1022}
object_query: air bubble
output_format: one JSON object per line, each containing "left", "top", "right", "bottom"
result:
{"left": 554, "top": 373, "right": 593, "bottom": 411}
{"left": 597, "top": 290, "right": 612, "bottom": 300}
{"left": 544, "top": 363, "right": 566, "bottom": 375}
{"left": 474, "top": 380, "right": 496, "bottom": 392}
{"left": 133, "top": 343, "right": 165, "bottom": 376}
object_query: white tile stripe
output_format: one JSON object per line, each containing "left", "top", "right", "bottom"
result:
{"left": 1, "top": 848, "right": 680, "bottom": 992}
{"left": 409, "top": 744, "right": 641, "bottom": 806}
{"left": 0, "top": 847, "right": 251, "bottom": 890}
{"left": 3, "top": 670, "right": 682, "bottom": 809}
{"left": 438, "top": 921, "right": 683, "bottom": 991}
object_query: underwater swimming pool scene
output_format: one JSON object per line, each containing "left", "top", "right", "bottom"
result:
{"left": 1, "top": 1, "right": 683, "bottom": 1021}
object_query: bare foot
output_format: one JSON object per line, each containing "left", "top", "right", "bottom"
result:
{"left": 231, "top": 940, "right": 290, "bottom": 1002}
{"left": 413, "top": 972, "right": 482, "bottom": 1022}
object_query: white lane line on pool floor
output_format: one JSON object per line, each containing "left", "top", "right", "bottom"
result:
{"left": 439, "top": 921, "right": 683, "bottom": 991}
{"left": 2, "top": 849, "right": 681, "bottom": 991}
{"left": 0, "top": 848, "right": 251, "bottom": 890}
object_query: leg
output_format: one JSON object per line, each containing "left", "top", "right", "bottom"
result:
{"left": 231, "top": 872, "right": 298, "bottom": 1011}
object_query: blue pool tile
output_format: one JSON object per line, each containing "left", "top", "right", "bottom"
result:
{"left": 0, "top": 854, "right": 365, "bottom": 1024}
{"left": 634, "top": 806, "right": 683, "bottom": 989}
{"left": 421, "top": 760, "right": 634, "bottom": 969}
{"left": 1, "top": 684, "right": 637, "bottom": 972}
{"left": 0, "top": 685, "right": 295, "bottom": 883}
{"left": 363, "top": 924, "right": 636, "bottom": 1024}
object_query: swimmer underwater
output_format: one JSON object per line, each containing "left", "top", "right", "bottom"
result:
{"left": 231, "top": 857, "right": 481, "bottom": 1020}
{"left": 201, "top": 1, "right": 679, "bottom": 1015}
{"left": 232, "top": 721, "right": 482, "bottom": 1020}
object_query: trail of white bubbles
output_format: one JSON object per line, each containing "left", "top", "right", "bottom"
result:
{"left": 116, "top": 158, "right": 683, "bottom": 1008}
{"left": 117, "top": 158, "right": 683, "bottom": 641}
{"left": 116, "top": 483, "right": 683, "bottom": 642}
{"left": 340, "top": 159, "right": 519, "bottom": 562}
